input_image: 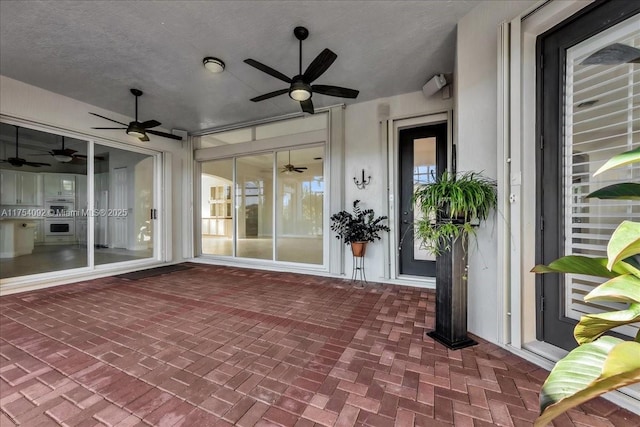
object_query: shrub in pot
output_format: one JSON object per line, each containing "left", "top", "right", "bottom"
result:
{"left": 330, "top": 200, "right": 389, "bottom": 257}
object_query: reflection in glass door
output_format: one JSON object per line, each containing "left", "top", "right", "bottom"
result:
{"left": 201, "top": 159, "right": 234, "bottom": 256}
{"left": 0, "top": 124, "right": 89, "bottom": 279}
{"left": 94, "top": 144, "right": 156, "bottom": 266}
{"left": 199, "top": 146, "right": 325, "bottom": 265}
{"left": 236, "top": 153, "right": 273, "bottom": 260}
{"left": 276, "top": 147, "right": 324, "bottom": 264}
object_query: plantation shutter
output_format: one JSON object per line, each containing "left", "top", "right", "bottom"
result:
{"left": 563, "top": 18, "right": 640, "bottom": 338}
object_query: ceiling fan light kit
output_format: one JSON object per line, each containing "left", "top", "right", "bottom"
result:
{"left": 289, "top": 79, "right": 312, "bottom": 101}
{"left": 203, "top": 57, "right": 225, "bottom": 73}
{"left": 53, "top": 154, "right": 73, "bottom": 163}
{"left": 244, "top": 26, "right": 359, "bottom": 114}
{"left": 126, "top": 122, "right": 146, "bottom": 138}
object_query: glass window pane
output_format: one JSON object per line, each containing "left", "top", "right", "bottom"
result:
{"left": 413, "top": 137, "right": 436, "bottom": 261}
{"left": 562, "top": 19, "right": 639, "bottom": 338}
{"left": 94, "top": 144, "right": 154, "bottom": 266}
{"left": 201, "top": 159, "right": 233, "bottom": 256}
{"left": 276, "top": 147, "right": 324, "bottom": 264}
{"left": 0, "top": 123, "right": 88, "bottom": 278}
{"left": 236, "top": 154, "right": 273, "bottom": 260}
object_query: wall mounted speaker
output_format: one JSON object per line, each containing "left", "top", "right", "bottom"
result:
{"left": 422, "top": 74, "right": 447, "bottom": 98}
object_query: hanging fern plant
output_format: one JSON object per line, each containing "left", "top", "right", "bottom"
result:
{"left": 413, "top": 171, "right": 497, "bottom": 254}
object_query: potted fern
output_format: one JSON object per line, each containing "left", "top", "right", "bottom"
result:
{"left": 330, "top": 200, "right": 389, "bottom": 257}
{"left": 413, "top": 171, "right": 497, "bottom": 349}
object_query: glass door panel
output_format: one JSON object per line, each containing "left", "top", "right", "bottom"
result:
{"left": 398, "top": 124, "right": 447, "bottom": 277}
{"left": 0, "top": 123, "right": 88, "bottom": 278}
{"left": 276, "top": 147, "right": 324, "bottom": 264}
{"left": 236, "top": 154, "right": 273, "bottom": 260}
{"left": 94, "top": 144, "right": 155, "bottom": 265}
{"left": 201, "top": 159, "right": 234, "bottom": 256}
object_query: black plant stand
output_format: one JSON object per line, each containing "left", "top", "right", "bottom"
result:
{"left": 352, "top": 255, "right": 367, "bottom": 286}
{"left": 427, "top": 235, "right": 478, "bottom": 350}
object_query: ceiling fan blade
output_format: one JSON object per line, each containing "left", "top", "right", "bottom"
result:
{"left": 52, "top": 149, "right": 78, "bottom": 156}
{"left": 89, "top": 112, "right": 128, "bottom": 126}
{"left": 244, "top": 59, "right": 292, "bottom": 83}
{"left": 146, "top": 129, "right": 183, "bottom": 141}
{"left": 295, "top": 169, "right": 304, "bottom": 173}
{"left": 303, "top": 48, "right": 337, "bottom": 83}
{"left": 140, "top": 119, "right": 161, "bottom": 129}
{"left": 250, "top": 89, "right": 289, "bottom": 102}
{"left": 312, "top": 84, "right": 359, "bottom": 99}
{"left": 138, "top": 134, "right": 150, "bottom": 142}
{"left": 295, "top": 167, "right": 308, "bottom": 170}
{"left": 580, "top": 43, "right": 640, "bottom": 65}
{"left": 92, "top": 127, "right": 127, "bottom": 130}
{"left": 24, "top": 162, "right": 51, "bottom": 167}
{"left": 73, "top": 154, "right": 87, "bottom": 159}
{"left": 301, "top": 99, "right": 314, "bottom": 114}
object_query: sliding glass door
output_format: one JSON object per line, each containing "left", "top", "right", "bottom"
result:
{"left": 94, "top": 143, "right": 157, "bottom": 266}
{"left": 200, "top": 145, "right": 324, "bottom": 265}
{"left": 0, "top": 120, "right": 161, "bottom": 281}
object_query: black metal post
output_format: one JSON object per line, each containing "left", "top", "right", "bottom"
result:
{"left": 427, "top": 235, "right": 477, "bottom": 350}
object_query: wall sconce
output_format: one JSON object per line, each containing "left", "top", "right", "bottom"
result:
{"left": 353, "top": 169, "right": 371, "bottom": 189}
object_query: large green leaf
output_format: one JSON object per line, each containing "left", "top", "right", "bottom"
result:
{"left": 585, "top": 274, "right": 640, "bottom": 304}
{"left": 574, "top": 303, "right": 640, "bottom": 344}
{"left": 536, "top": 337, "right": 640, "bottom": 426}
{"left": 594, "top": 147, "right": 640, "bottom": 176}
{"left": 532, "top": 256, "right": 620, "bottom": 278}
{"left": 607, "top": 221, "right": 640, "bottom": 270}
{"left": 586, "top": 183, "right": 640, "bottom": 200}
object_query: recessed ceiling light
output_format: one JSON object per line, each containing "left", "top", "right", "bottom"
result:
{"left": 203, "top": 57, "right": 225, "bottom": 73}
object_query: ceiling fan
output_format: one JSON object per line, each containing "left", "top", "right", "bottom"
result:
{"left": 581, "top": 43, "right": 640, "bottom": 65}
{"left": 90, "top": 89, "right": 183, "bottom": 142}
{"left": 0, "top": 126, "right": 51, "bottom": 168}
{"left": 245, "top": 26, "right": 359, "bottom": 114}
{"left": 36, "top": 136, "right": 101, "bottom": 163}
{"left": 281, "top": 151, "right": 307, "bottom": 173}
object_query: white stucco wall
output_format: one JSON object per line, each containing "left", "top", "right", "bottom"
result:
{"left": 0, "top": 75, "right": 189, "bottom": 267}
{"left": 344, "top": 91, "right": 453, "bottom": 281}
{"left": 455, "top": 0, "right": 536, "bottom": 343}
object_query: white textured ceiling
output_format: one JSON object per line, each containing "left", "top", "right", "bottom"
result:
{"left": 0, "top": 0, "right": 477, "bottom": 133}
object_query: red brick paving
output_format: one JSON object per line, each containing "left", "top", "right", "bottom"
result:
{"left": 1, "top": 263, "right": 638, "bottom": 426}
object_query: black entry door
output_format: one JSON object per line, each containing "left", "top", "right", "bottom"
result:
{"left": 536, "top": 1, "right": 640, "bottom": 350}
{"left": 398, "top": 123, "right": 447, "bottom": 277}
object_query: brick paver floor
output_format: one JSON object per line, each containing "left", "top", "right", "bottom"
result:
{"left": 1, "top": 263, "right": 638, "bottom": 426}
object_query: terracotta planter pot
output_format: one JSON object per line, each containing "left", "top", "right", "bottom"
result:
{"left": 351, "top": 241, "right": 367, "bottom": 257}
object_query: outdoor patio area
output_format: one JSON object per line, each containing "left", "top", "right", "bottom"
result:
{"left": 0, "top": 263, "right": 637, "bottom": 426}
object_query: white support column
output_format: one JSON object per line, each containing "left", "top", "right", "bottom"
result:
{"left": 328, "top": 106, "right": 345, "bottom": 275}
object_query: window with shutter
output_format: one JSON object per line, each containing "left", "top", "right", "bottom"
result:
{"left": 563, "top": 17, "right": 639, "bottom": 338}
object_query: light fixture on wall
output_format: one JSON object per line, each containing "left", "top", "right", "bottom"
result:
{"left": 353, "top": 169, "right": 371, "bottom": 189}
{"left": 203, "top": 57, "right": 225, "bottom": 73}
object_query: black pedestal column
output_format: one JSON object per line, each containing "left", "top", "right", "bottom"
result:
{"left": 427, "top": 235, "right": 477, "bottom": 350}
